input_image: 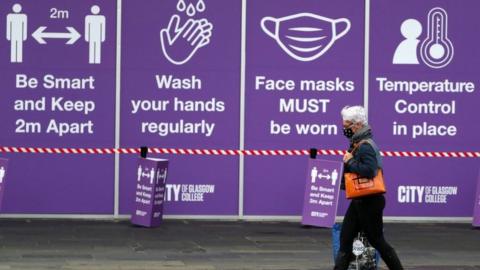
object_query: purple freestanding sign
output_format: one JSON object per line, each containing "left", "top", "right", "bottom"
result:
{"left": 369, "top": 0, "right": 480, "bottom": 217}
{"left": 302, "top": 159, "right": 342, "bottom": 228}
{"left": 473, "top": 171, "right": 480, "bottom": 227}
{"left": 131, "top": 158, "right": 168, "bottom": 227}
{"left": 0, "top": 1, "right": 116, "bottom": 214}
{"left": 0, "top": 158, "right": 9, "bottom": 210}
{"left": 120, "top": 0, "right": 242, "bottom": 215}
{"left": 244, "top": 0, "right": 364, "bottom": 215}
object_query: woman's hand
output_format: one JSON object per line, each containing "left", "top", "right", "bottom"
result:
{"left": 343, "top": 152, "right": 353, "bottom": 163}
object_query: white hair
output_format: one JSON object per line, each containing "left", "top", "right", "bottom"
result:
{"left": 341, "top": 106, "right": 368, "bottom": 125}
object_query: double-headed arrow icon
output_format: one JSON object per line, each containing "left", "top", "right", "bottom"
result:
{"left": 318, "top": 173, "right": 331, "bottom": 180}
{"left": 32, "top": 26, "right": 81, "bottom": 45}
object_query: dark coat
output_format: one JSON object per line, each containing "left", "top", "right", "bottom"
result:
{"left": 341, "top": 126, "right": 382, "bottom": 190}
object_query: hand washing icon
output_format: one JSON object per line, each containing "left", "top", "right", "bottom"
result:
{"left": 261, "top": 13, "right": 351, "bottom": 62}
{"left": 160, "top": 0, "right": 212, "bottom": 65}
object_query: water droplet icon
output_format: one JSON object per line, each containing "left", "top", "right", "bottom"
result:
{"left": 186, "top": 3, "right": 196, "bottom": 17}
{"left": 177, "top": 0, "right": 186, "bottom": 12}
{"left": 196, "top": 0, "right": 205, "bottom": 13}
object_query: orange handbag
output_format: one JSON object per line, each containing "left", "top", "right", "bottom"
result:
{"left": 344, "top": 141, "right": 386, "bottom": 199}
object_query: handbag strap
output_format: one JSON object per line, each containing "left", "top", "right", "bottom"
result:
{"left": 350, "top": 139, "right": 384, "bottom": 170}
{"left": 351, "top": 140, "right": 369, "bottom": 154}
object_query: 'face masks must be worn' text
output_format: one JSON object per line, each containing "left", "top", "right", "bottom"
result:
{"left": 254, "top": 76, "right": 356, "bottom": 136}
{"left": 132, "top": 74, "right": 225, "bottom": 137}
{"left": 375, "top": 77, "right": 476, "bottom": 139}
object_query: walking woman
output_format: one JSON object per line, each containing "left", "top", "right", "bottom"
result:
{"left": 334, "top": 106, "right": 404, "bottom": 270}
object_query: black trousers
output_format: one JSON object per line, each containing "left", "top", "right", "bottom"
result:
{"left": 336, "top": 195, "right": 403, "bottom": 270}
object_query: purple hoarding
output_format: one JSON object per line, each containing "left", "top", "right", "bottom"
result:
{"left": 0, "top": 0, "right": 477, "bottom": 219}
{"left": 474, "top": 171, "right": 480, "bottom": 227}
{"left": 369, "top": 0, "right": 480, "bottom": 217}
{"left": 244, "top": 0, "right": 364, "bottom": 215}
{"left": 0, "top": 0, "right": 116, "bottom": 214}
{"left": 302, "top": 159, "right": 342, "bottom": 228}
{"left": 120, "top": 0, "right": 241, "bottom": 215}
{"left": 131, "top": 158, "right": 168, "bottom": 227}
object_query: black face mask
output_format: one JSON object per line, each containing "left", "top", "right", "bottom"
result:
{"left": 343, "top": 127, "right": 354, "bottom": 138}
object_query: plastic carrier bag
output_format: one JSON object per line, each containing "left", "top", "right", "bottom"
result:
{"left": 332, "top": 223, "right": 380, "bottom": 270}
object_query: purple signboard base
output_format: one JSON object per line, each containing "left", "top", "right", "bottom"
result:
{"left": 473, "top": 170, "right": 480, "bottom": 227}
{"left": 302, "top": 158, "right": 342, "bottom": 228}
{"left": 0, "top": 158, "right": 9, "bottom": 211}
{"left": 131, "top": 158, "right": 168, "bottom": 228}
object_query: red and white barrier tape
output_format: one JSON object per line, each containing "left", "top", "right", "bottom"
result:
{"left": 0, "top": 146, "right": 479, "bottom": 158}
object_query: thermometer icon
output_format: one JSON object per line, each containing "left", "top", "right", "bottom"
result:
{"left": 420, "top": 7, "right": 454, "bottom": 69}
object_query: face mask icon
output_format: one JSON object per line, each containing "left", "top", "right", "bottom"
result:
{"left": 261, "top": 13, "right": 351, "bottom": 62}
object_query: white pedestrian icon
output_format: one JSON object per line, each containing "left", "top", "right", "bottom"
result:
{"left": 6, "top": 3, "right": 27, "bottom": 63}
{"left": 162, "top": 168, "right": 168, "bottom": 184}
{"left": 156, "top": 168, "right": 168, "bottom": 184}
{"left": 0, "top": 166, "right": 5, "bottom": 183}
{"left": 85, "top": 5, "right": 106, "bottom": 64}
{"left": 393, "top": 19, "right": 422, "bottom": 64}
{"left": 393, "top": 7, "right": 453, "bottom": 69}
{"left": 311, "top": 167, "right": 318, "bottom": 183}
{"left": 137, "top": 165, "right": 142, "bottom": 182}
{"left": 149, "top": 168, "right": 155, "bottom": 184}
{"left": 331, "top": 169, "right": 338, "bottom": 186}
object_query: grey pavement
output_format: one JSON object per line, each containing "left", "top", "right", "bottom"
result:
{"left": 0, "top": 219, "right": 478, "bottom": 269}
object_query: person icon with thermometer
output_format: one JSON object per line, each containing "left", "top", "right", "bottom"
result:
{"left": 393, "top": 7, "right": 453, "bottom": 69}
